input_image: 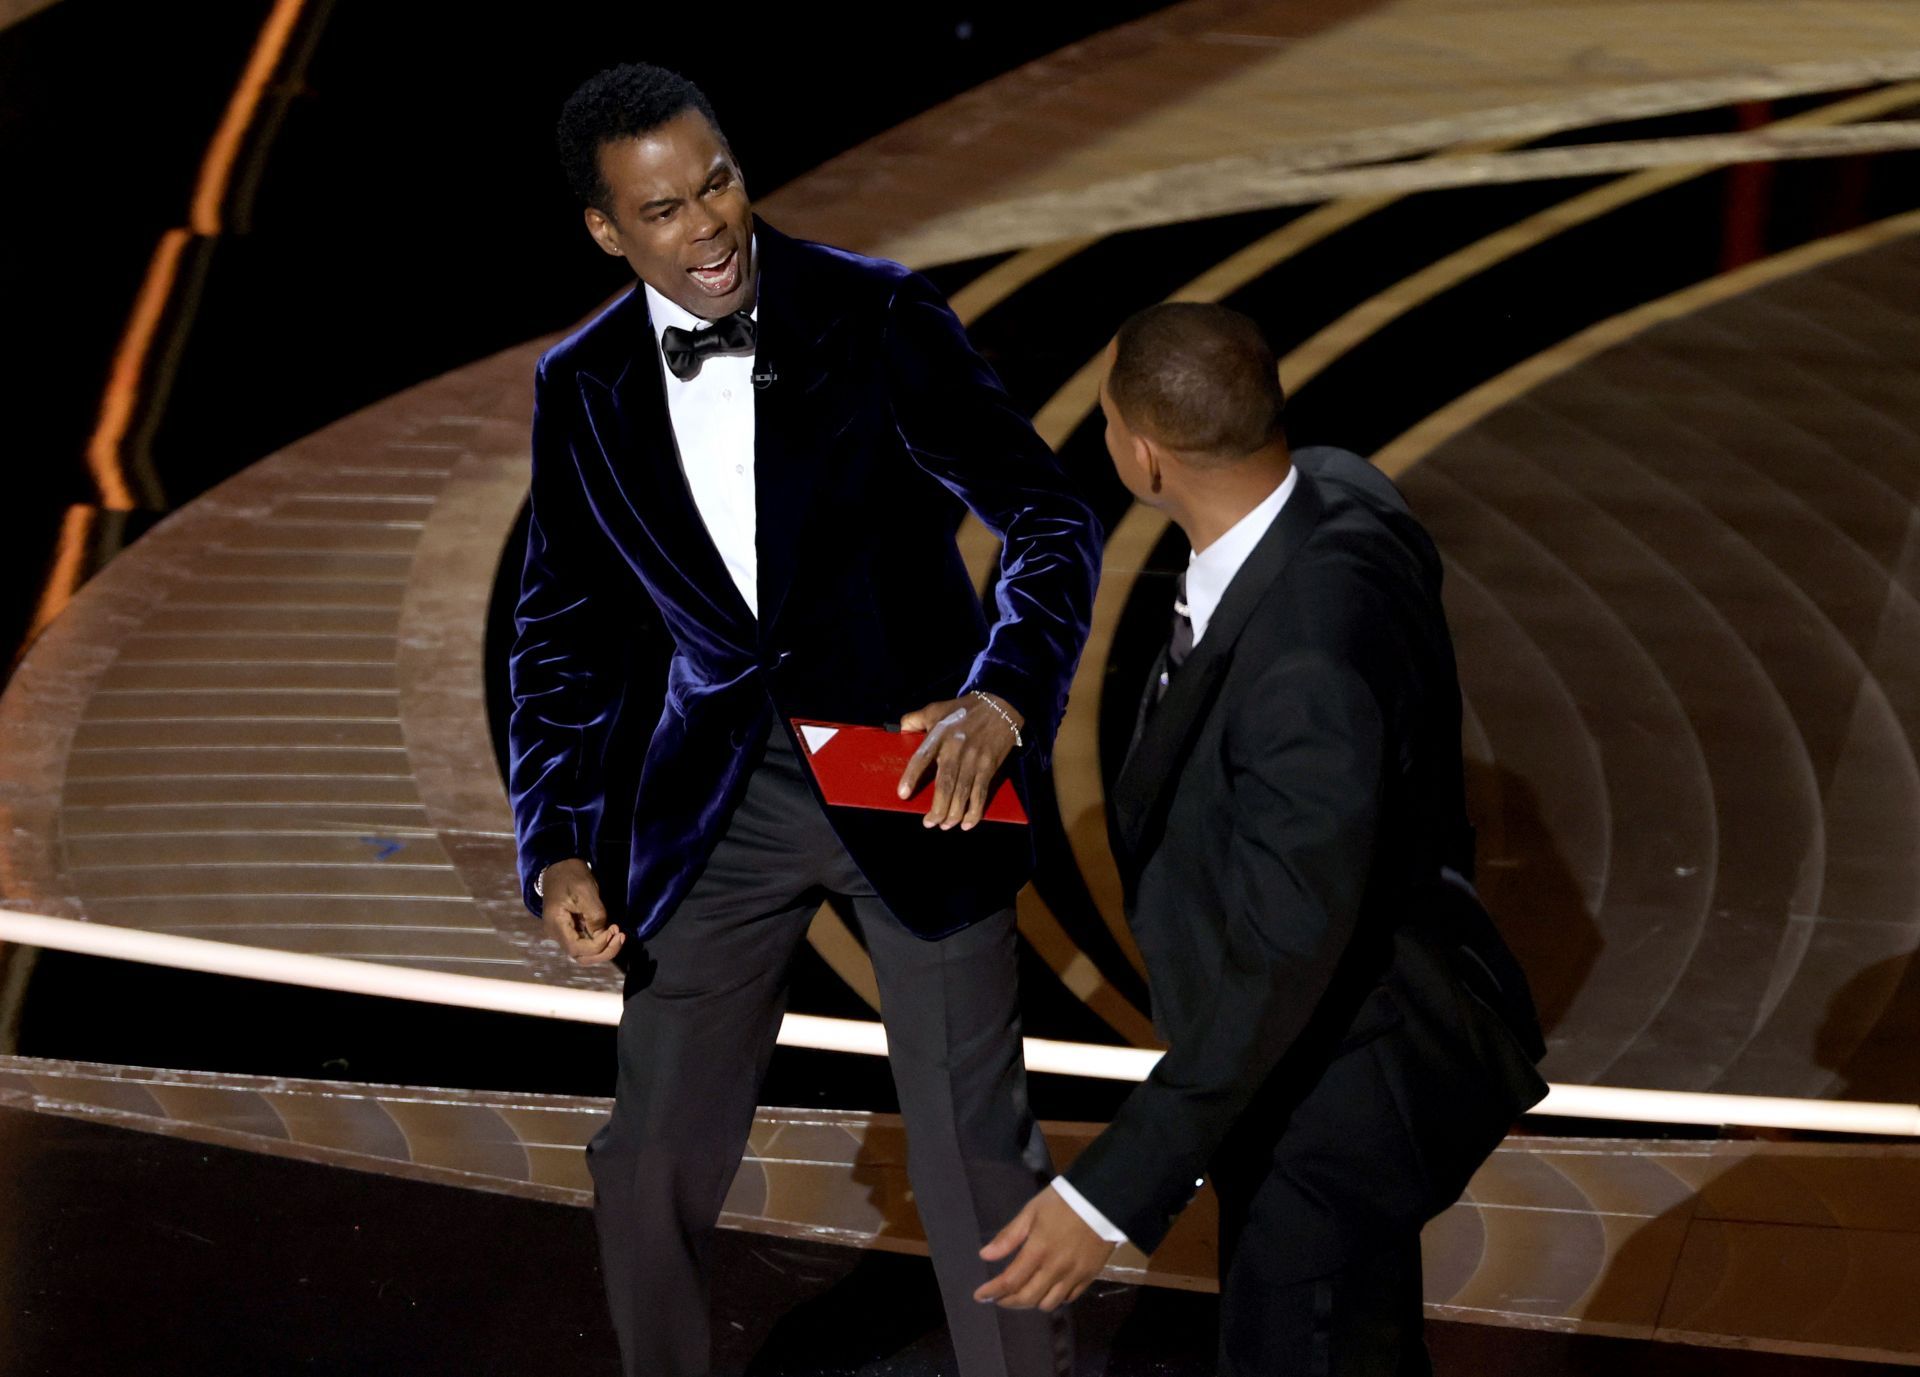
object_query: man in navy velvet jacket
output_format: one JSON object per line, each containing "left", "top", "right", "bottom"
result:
{"left": 507, "top": 64, "right": 1100, "bottom": 1377}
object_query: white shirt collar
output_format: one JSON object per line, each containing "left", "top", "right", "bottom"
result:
{"left": 1184, "top": 465, "right": 1298, "bottom": 647}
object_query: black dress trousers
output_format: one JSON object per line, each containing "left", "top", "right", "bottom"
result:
{"left": 585, "top": 726, "right": 1070, "bottom": 1377}
{"left": 1211, "top": 1079, "right": 1434, "bottom": 1377}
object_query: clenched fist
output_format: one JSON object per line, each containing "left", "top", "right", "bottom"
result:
{"left": 540, "top": 857, "right": 625, "bottom": 966}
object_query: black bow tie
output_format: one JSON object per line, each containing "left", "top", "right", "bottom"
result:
{"left": 660, "top": 310, "right": 756, "bottom": 381}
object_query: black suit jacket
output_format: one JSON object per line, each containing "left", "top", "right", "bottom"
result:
{"left": 1065, "top": 451, "right": 1546, "bottom": 1269}
{"left": 507, "top": 219, "right": 1103, "bottom": 938}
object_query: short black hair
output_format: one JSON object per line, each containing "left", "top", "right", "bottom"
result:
{"left": 1108, "top": 303, "right": 1286, "bottom": 461}
{"left": 557, "top": 63, "right": 726, "bottom": 213}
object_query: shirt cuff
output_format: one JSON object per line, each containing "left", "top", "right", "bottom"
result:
{"left": 1050, "top": 1176, "right": 1129, "bottom": 1246}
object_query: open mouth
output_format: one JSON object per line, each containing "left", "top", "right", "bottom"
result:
{"left": 688, "top": 246, "right": 740, "bottom": 296}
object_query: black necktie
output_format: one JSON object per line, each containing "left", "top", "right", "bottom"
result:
{"left": 1153, "top": 570, "right": 1195, "bottom": 705}
{"left": 660, "top": 310, "right": 756, "bottom": 381}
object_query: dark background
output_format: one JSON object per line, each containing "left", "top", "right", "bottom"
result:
{"left": 1, "top": 0, "right": 1171, "bottom": 664}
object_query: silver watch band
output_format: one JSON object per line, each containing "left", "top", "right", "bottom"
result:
{"left": 969, "top": 689, "right": 1024, "bottom": 749}
{"left": 534, "top": 857, "right": 589, "bottom": 899}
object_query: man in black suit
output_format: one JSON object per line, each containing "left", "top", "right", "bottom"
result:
{"left": 975, "top": 304, "right": 1545, "bottom": 1375}
{"left": 509, "top": 65, "right": 1100, "bottom": 1377}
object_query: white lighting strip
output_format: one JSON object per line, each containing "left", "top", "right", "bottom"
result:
{"left": 3, "top": 910, "right": 1915, "bottom": 1136}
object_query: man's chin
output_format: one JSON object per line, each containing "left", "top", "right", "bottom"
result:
{"left": 714, "top": 257, "right": 757, "bottom": 316}
{"left": 713, "top": 277, "right": 756, "bottom": 318}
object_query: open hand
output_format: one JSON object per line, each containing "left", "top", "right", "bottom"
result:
{"left": 896, "top": 692, "right": 1025, "bottom": 830}
{"left": 540, "top": 857, "right": 625, "bottom": 965}
{"left": 974, "top": 1187, "right": 1116, "bottom": 1311}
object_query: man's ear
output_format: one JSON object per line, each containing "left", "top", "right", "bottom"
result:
{"left": 1137, "top": 435, "right": 1164, "bottom": 496}
{"left": 584, "top": 206, "right": 625, "bottom": 258}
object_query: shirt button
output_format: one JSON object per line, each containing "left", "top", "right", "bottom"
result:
{"left": 734, "top": 464, "right": 745, "bottom": 475}
{"left": 721, "top": 388, "right": 732, "bottom": 401}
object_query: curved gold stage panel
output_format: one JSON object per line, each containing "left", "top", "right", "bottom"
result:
{"left": 12, "top": 1, "right": 1920, "bottom": 1368}
{"left": 9, "top": 0, "right": 1920, "bottom": 1096}
{"left": 0, "top": 358, "right": 572, "bottom": 983}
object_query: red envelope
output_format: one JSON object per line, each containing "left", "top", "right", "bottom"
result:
{"left": 789, "top": 718, "right": 1029, "bottom": 824}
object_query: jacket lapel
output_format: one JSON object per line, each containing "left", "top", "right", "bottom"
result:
{"left": 574, "top": 285, "right": 755, "bottom": 632}
{"left": 1112, "top": 472, "right": 1327, "bottom": 872}
{"left": 750, "top": 219, "right": 851, "bottom": 633}
{"left": 1126, "top": 644, "right": 1170, "bottom": 760}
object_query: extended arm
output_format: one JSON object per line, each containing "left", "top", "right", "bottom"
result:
{"left": 1065, "top": 651, "right": 1385, "bottom": 1252}
{"left": 883, "top": 271, "right": 1103, "bottom": 757}
{"left": 506, "top": 359, "right": 636, "bottom": 961}
{"left": 883, "top": 272, "right": 1104, "bottom": 826}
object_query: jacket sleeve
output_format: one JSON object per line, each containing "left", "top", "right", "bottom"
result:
{"left": 1065, "top": 651, "right": 1385, "bottom": 1252}
{"left": 506, "top": 358, "right": 638, "bottom": 917}
{"left": 881, "top": 271, "right": 1103, "bottom": 760}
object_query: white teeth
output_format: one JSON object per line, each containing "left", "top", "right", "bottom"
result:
{"left": 689, "top": 249, "right": 738, "bottom": 293}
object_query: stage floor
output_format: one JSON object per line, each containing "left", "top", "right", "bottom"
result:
{"left": 6, "top": 1094, "right": 1917, "bottom": 1376}
{"left": 9, "top": 0, "right": 1920, "bottom": 1371}
{"left": 7, "top": 1054, "right": 1920, "bottom": 1367}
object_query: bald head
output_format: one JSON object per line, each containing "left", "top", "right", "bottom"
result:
{"left": 1106, "top": 303, "right": 1286, "bottom": 462}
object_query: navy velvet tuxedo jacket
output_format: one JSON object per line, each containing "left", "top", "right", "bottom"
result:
{"left": 507, "top": 219, "right": 1102, "bottom": 940}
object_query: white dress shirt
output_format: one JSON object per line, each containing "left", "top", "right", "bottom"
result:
{"left": 643, "top": 274, "right": 760, "bottom": 618}
{"left": 1047, "top": 463, "right": 1299, "bottom": 1248}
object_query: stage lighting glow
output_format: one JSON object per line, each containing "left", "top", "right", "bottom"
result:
{"left": 2, "top": 910, "right": 1914, "bottom": 1137}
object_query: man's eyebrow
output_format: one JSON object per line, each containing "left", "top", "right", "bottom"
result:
{"left": 632, "top": 161, "right": 730, "bottom": 215}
